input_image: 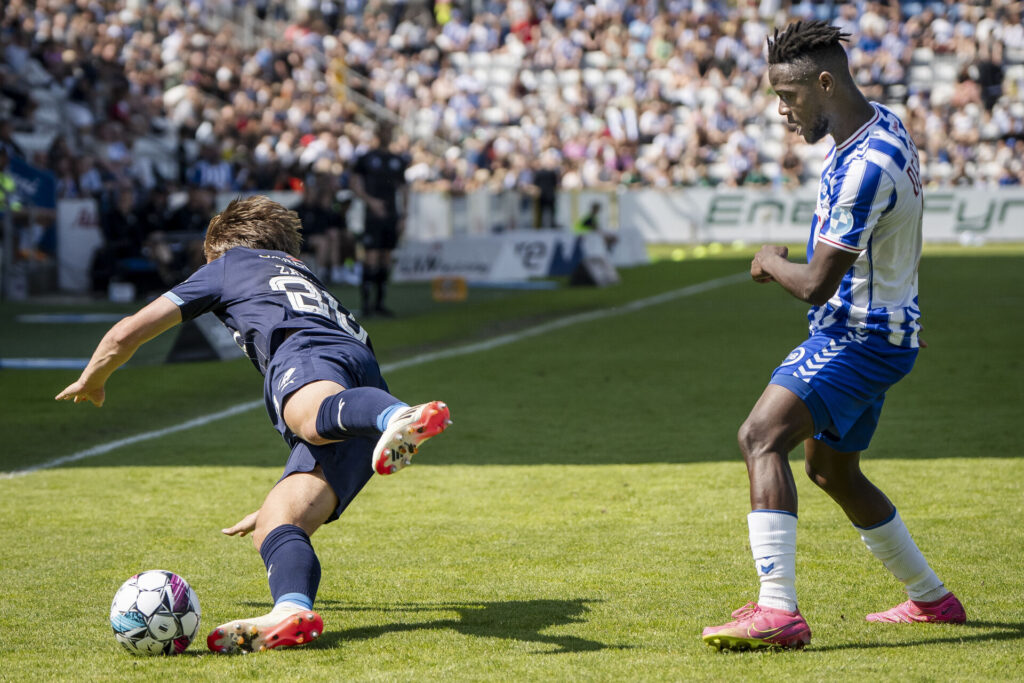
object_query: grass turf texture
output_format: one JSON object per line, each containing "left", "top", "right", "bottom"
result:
{"left": 1, "top": 248, "right": 1023, "bottom": 680}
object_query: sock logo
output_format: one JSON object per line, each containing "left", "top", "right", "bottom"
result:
{"left": 758, "top": 561, "right": 775, "bottom": 575}
{"left": 267, "top": 563, "right": 273, "bottom": 580}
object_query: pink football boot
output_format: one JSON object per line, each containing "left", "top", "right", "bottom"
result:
{"left": 866, "top": 592, "right": 966, "bottom": 623}
{"left": 702, "top": 602, "right": 811, "bottom": 651}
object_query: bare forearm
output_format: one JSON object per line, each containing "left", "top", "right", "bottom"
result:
{"left": 78, "top": 319, "right": 144, "bottom": 386}
{"left": 752, "top": 243, "right": 858, "bottom": 306}
{"left": 761, "top": 254, "right": 832, "bottom": 304}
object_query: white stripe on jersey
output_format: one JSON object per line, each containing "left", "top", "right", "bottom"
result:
{"left": 808, "top": 103, "right": 923, "bottom": 349}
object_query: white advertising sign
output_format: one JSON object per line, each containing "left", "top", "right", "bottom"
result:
{"left": 392, "top": 230, "right": 617, "bottom": 283}
{"left": 57, "top": 198, "right": 103, "bottom": 292}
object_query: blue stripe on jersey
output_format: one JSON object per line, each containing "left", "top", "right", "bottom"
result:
{"left": 834, "top": 271, "right": 854, "bottom": 325}
{"left": 882, "top": 185, "right": 898, "bottom": 216}
{"left": 866, "top": 237, "right": 874, "bottom": 311}
{"left": 867, "top": 138, "right": 907, "bottom": 171}
{"left": 849, "top": 163, "right": 883, "bottom": 239}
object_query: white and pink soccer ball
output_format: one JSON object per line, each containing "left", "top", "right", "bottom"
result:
{"left": 110, "top": 570, "right": 201, "bottom": 655}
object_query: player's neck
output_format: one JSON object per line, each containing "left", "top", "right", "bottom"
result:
{"left": 830, "top": 96, "right": 876, "bottom": 148}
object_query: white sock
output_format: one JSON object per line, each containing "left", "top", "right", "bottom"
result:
{"left": 748, "top": 510, "right": 798, "bottom": 612}
{"left": 857, "top": 509, "right": 947, "bottom": 602}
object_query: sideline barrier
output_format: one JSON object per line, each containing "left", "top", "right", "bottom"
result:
{"left": 392, "top": 228, "right": 648, "bottom": 283}
{"left": 51, "top": 187, "right": 1024, "bottom": 293}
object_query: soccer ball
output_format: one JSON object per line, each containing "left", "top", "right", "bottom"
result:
{"left": 110, "top": 570, "right": 201, "bottom": 655}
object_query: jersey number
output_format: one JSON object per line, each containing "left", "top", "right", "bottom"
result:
{"left": 269, "top": 275, "right": 368, "bottom": 344}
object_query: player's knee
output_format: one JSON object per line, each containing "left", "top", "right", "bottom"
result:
{"left": 805, "top": 458, "right": 854, "bottom": 492}
{"left": 737, "top": 417, "right": 775, "bottom": 461}
{"left": 805, "top": 459, "right": 830, "bottom": 489}
{"left": 292, "top": 416, "right": 330, "bottom": 446}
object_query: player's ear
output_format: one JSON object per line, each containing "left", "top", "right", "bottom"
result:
{"left": 818, "top": 71, "right": 835, "bottom": 96}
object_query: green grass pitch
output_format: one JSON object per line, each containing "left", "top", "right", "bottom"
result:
{"left": 1, "top": 247, "right": 1022, "bottom": 681}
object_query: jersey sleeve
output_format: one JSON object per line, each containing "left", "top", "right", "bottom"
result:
{"left": 818, "top": 159, "right": 895, "bottom": 253}
{"left": 162, "top": 257, "right": 226, "bottom": 321}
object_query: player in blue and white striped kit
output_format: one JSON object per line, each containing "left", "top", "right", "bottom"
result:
{"left": 702, "top": 21, "right": 965, "bottom": 652}
{"left": 57, "top": 196, "right": 452, "bottom": 654}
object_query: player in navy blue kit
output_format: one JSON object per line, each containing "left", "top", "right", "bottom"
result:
{"left": 702, "top": 22, "right": 964, "bottom": 651}
{"left": 56, "top": 195, "right": 452, "bottom": 654}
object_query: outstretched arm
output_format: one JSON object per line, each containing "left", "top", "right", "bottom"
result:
{"left": 55, "top": 296, "right": 183, "bottom": 406}
{"left": 750, "top": 242, "right": 860, "bottom": 305}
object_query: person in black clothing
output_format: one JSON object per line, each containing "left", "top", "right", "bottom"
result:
{"left": 532, "top": 151, "right": 560, "bottom": 228}
{"left": 350, "top": 123, "right": 409, "bottom": 316}
{"left": 91, "top": 189, "right": 146, "bottom": 293}
{"left": 294, "top": 183, "right": 332, "bottom": 278}
{"left": 163, "top": 186, "right": 214, "bottom": 280}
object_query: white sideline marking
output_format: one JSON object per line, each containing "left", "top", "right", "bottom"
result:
{"left": 3, "top": 272, "right": 746, "bottom": 479}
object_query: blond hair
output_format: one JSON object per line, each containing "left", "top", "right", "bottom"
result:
{"left": 203, "top": 195, "right": 303, "bottom": 261}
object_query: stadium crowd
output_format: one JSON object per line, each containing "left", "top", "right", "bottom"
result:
{"left": 2, "top": 0, "right": 1024, "bottom": 289}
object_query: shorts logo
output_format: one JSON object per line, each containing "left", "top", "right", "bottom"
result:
{"left": 780, "top": 348, "right": 806, "bottom": 366}
{"left": 278, "top": 367, "right": 298, "bottom": 392}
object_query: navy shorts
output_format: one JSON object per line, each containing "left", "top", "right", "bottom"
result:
{"left": 264, "top": 327, "right": 389, "bottom": 522}
{"left": 362, "top": 216, "right": 399, "bottom": 251}
{"left": 770, "top": 328, "right": 918, "bottom": 452}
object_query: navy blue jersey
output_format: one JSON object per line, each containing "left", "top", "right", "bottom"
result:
{"left": 352, "top": 148, "right": 408, "bottom": 217}
{"left": 163, "top": 247, "right": 369, "bottom": 374}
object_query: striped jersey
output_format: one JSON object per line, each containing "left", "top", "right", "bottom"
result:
{"left": 807, "top": 102, "right": 923, "bottom": 348}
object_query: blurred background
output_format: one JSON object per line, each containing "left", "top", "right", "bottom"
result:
{"left": 1, "top": 0, "right": 1023, "bottom": 304}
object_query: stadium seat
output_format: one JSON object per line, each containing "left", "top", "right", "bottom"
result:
{"left": 557, "top": 69, "right": 581, "bottom": 85}
{"left": 582, "top": 51, "right": 609, "bottom": 69}
{"left": 933, "top": 59, "right": 958, "bottom": 83}
{"left": 908, "top": 65, "right": 934, "bottom": 85}
{"left": 582, "top": 68, "right": 604, "bottom": 88}
{"left": 449, "top": 52, "right": 469, "bottom": 71}
{"left": 761, "top": 161, "right": 781, "bottom": 179}
{"left": 911, "top": 47, "right": 934, "bottom": 64}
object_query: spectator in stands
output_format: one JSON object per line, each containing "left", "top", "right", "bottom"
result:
{"left": 190, "top": 144, "right": 235, "bottom": 192}
{"left": 162, "top": 186, "right": 214, "bottom": 280}
{"left": 0, "top": 119, "right": 24, "bottom": 159}
{"left": 532, "top": 149, "right": 560, "bottom": 228}
{"left": 91, "top": 187, "right": 146, "bottom": 293}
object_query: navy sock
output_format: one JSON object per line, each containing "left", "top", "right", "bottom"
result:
{"left": 259, "top": 524, "right": 320, "bottom": 609}
{"left": 315, "top": 386, "right": 406, "bottom": 440}
{"left": 375, "top": 266, "right": 389, "bottom": 308}
{"left": 360, "top": 265, "right": 376, "bottom": 310}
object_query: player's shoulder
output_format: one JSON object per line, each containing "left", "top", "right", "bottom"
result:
{"left": 856, "top": 104, "right": 915, "bottom": 171}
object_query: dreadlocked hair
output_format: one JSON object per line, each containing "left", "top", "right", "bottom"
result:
{"left": 767, "top": 20, "right": 850, "bottom": 65}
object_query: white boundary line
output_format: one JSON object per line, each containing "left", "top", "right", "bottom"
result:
{"left": 3, "top": 272, "right": 746, "bottom": 479}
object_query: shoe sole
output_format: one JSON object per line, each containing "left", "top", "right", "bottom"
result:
{"left": 207, "top": 611, "right": 324, "bottom": 654}
{"left": 373, "top": 401, "right": 451, "bottom": 475}
{"left": 865, "top": 613, "right": 966, "bottom": 624}
{"left": 702, "top": 634, "right": 810, "bottom": 651}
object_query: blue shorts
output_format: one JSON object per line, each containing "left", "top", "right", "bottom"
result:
{"left": 770, "top": 329, "right": 918, "bottom": 452}
{"left": 264, "top": 327, "right": 389, "bottom": 522}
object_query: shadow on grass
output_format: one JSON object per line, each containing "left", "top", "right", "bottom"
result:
{"left": 811, "top": 620, "right": 1024, "bottom": 652}
{"left": 302, "top": 598, "right": 627, "bottom": 654}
